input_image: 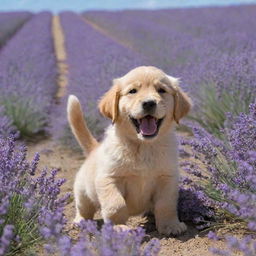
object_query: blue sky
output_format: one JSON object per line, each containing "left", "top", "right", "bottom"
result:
{"left": 0, "top": 0, "right": 256, "bottom": 12}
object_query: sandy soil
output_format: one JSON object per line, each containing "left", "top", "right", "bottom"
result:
{"left": 27, "top": 139, "right": 228, "bottom": 256}
{"left": 52, "top": 15, "right": 68, "bottom": 99}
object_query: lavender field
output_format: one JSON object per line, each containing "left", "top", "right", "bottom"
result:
{"left": 0, "top": 6, "right": 256, "bottom": 256}
{"left": 84, "top": 5, "right": 256, "bottom": 136}
{"left": 0, "top": 12, "right": 32, "bottom": 49}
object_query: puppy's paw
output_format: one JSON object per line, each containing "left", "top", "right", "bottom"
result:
{"left": 157, "top": 220, "right": 187, "bottom": 236}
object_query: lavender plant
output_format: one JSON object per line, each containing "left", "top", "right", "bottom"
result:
{"left": 0, "top": 12, "right": 57, "bottom": 138}
{"left": 0, "top": 12, "right": 32, "bottom": 48}
{"left": 178, "top": 182, "right": 215, "bottom": 228}
{"left": 50, "top": 12, "right": 144, "bottom": 146}
{"left": 0, "top": 106, "right": 17, "bottom": 138}
{"left": 188, "top": 53, "right": 256, "bottom": 137}
{"left": 180, "top": 102, "right": 256, "bottom": 229}
{"left": 41, "top": 220, "right": 160, "bottom": 256}
{"left": 209, "top": 232, "right": 256, "bottom": 256}
{"left": 0, "top": 135, "right": 68, "bottom": 255}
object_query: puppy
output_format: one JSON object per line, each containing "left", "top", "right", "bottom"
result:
{"left": 67, "top": 66, "right": 192, "bottom": 235}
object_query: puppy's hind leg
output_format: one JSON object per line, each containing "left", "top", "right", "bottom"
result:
{"left": 74, "top": 189, "right": 96, "bottom": 224}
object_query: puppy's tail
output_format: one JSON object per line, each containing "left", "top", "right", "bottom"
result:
{"left": 67, "top": 95, "right": 98, "bottom": 156}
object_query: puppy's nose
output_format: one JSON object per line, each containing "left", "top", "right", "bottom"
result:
{"left": 142, "top": 100, "right": 157, "bottom": 112}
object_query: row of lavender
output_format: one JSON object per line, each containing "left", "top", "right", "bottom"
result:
{"left": 0, "top": 12, "right": 57, "bottom": 138}
{"left": 50, "top": 12, "right": 144, "bottom": 145}
{"left": 0, "top": 12, "right": 32, "bottom": 49}
{"left": 84, "top": 5, "right": 256, "bottom": 136}
{"left": 84, "top": 6, "right": 256, "bottom": 75}
{"left": 0, "top": 12, "right": 62, "bottom": 255}
{"left": 183, "top": 103, "right": 256, "bottom": 256}
{"left": 85, "top": 6, "right": 256, "bottom": 255}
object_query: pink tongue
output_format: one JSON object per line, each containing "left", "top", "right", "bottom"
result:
{"left": 139, "top": 117, "right": 157, "bottom": 135}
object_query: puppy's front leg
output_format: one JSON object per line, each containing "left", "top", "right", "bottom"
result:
{"left": 154, "top": 175, "right": 186, "bottom": 236}
{"left": 96, "top": 177, "right": 128, "bottom": 224}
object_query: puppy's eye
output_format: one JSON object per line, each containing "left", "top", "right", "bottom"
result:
{"left": 129, "top": 89, "right": 137, "bottom": 94}
{"left": 158, "top": 88, "right": 166, "bottom": 94}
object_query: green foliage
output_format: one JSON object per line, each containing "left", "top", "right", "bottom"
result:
{"left": 3, "top": 193, "right": 41, "bottom": 256}
{"left": 0, "top": 96, "right": 47, "bottom": 138}
{"left": 189, "top": 84, "right": 252, "bottom": 138}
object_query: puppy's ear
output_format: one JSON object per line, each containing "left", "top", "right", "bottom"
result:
{"left": 98, "top": 79, "right": 120, "bottom": 123}
{"left": 167, "top": 75, "right": 192, "bottom": 124}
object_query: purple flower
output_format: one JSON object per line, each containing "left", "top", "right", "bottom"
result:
{"left": 207, "top": 231, "right": 219, "bottom": 241}
{"left": 0, "top": 136, "right": 69, "bottom": 254}
{"left": 0, "top": 106, "right": 18, "bottom": 138}
{"left": 40, "top": 218, "right": 160, "bottom": 256}
{"left": 29, "top": 152, "right": 40, "bottom": 176}
{"left": 211, "top": 235, "right": 256, "bottom": 256}
{"left": 0, "top": 225, "right": 14, "bottom": 256}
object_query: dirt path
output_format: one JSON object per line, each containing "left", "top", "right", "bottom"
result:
{"left": 27, "top": 139, "right": 227, "bottom": 256}
{"left": 84, "top": 17, "right": 136, "bottom": 52}
{"left": 52, "top": 15, "right": 68, "bottom": 99}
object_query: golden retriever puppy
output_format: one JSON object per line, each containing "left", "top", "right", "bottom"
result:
{"left": 67, "top": 66, "right": 192, "bottom": 235}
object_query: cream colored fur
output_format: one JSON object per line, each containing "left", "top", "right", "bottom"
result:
{"left": 67, "top": 66, "right": 192, "bottom": 235}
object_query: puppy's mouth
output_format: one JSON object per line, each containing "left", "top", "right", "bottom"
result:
{"left": 130, "top": 115, "right": 164, "bottom": 138}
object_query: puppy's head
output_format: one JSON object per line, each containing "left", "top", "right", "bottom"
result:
{"left": 99, "top": 66, "right": 192, "bottom": 142}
